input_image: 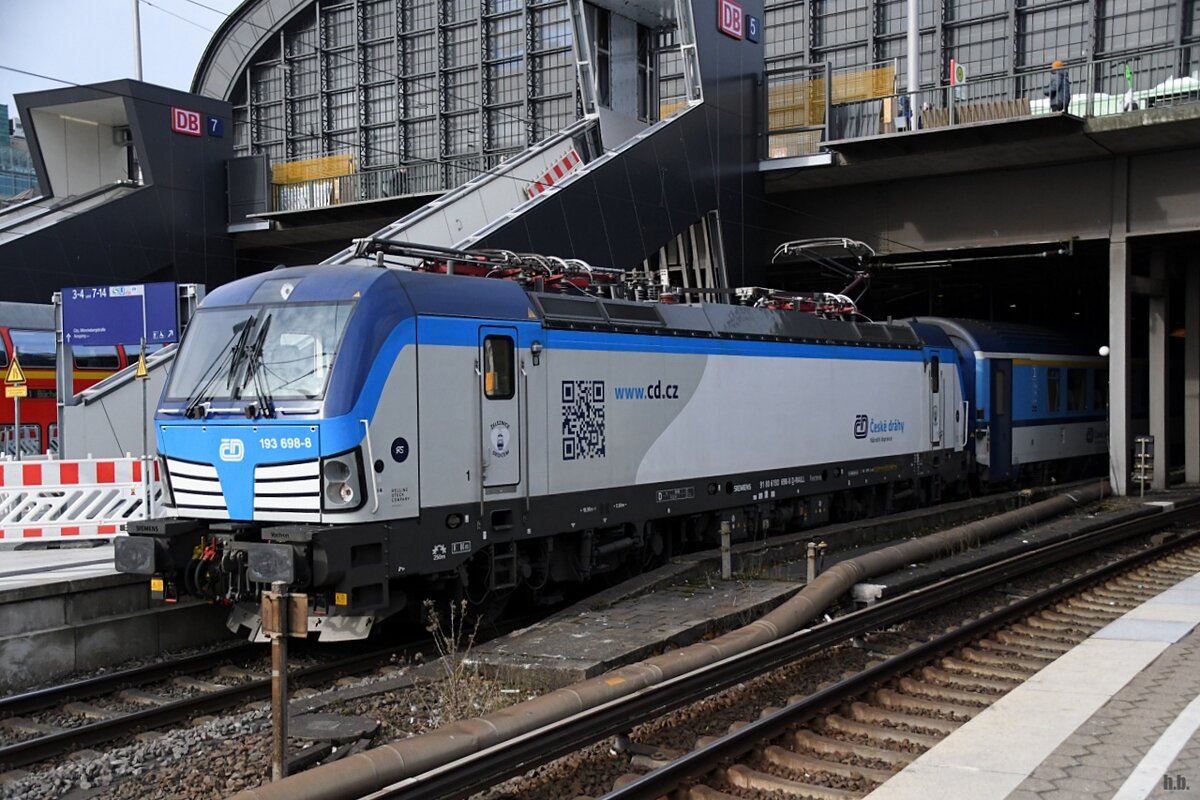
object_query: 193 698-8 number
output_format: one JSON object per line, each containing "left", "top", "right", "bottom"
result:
{"left": 260, "top": 437, "right": 313, "bottom": 450}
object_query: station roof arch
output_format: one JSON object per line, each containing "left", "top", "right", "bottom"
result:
{"left": 192, "top": 0, "right": 310, "bottom": 101}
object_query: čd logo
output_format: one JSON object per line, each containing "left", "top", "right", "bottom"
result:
{"left": 219, "top": 438, "right": 245, "bottom": 462}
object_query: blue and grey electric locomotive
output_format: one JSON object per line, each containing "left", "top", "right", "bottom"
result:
{"left": 114, "top": 249, "right": 1105, "bottom": 639}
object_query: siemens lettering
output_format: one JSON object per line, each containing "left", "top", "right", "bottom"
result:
{"left": 614, "top": 380, "right": 680, "bottom": 400}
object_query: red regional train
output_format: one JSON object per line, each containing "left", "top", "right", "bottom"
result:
{"left": 0, "top": 302, "right": 135, "bottom": 456}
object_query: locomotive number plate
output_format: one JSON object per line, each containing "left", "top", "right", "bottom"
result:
{"left": 656, "top": 486, "right": 695, "bottom": 503}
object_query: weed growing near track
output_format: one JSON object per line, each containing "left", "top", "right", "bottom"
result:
{"left": 420, "top": 598, "right": 501, "bottom": 724}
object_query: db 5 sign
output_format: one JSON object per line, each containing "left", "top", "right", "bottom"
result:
{"left": 718, "top": 0, "right": 744, "bottom": 39}
{"left": 170, "top": 107, "right": 202, "bottom": 137}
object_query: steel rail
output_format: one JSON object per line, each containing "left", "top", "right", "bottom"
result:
{"left": 0, "top": 643, "right": 416, "bottom": 769}
{"left": 601, "top": 521, "right": 1200, "bottom": 799}
{"left": 0, "top": 642, "right": 259, "bottom": 717}
{"left": 369, "top": 498, "right": 1200, "bottom": 800}
{"left": 0, "top": 609, "right": 544, "bottom": 770}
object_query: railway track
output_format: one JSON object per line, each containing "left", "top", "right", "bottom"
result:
{"left": 369, "top": 502, "right": 1200, "bottom": 800}
{"left": 600, "top": 545, "right": 1200, "bottom": 800}
{"left": 0, "top": 639, "right": 419, "bottom": 770}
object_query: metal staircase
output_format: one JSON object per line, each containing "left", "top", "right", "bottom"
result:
{"left": 325, "top": 119, "right": 605, "bottom": 266}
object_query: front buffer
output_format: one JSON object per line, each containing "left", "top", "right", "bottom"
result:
{"left": 115, "top": 422, "right": 397, "bottom": 641}
{"left": 116, "top": 516, "right": 399, "bottom": 641}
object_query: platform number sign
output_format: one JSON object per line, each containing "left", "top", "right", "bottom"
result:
{"left": 63, "top": 282, "right": 179, "bottom": 346}
{"left": 208, "top": 116, "right": 224, "bottom": 137}
{"left": 170, "top": 107, "right": 202, "bottom": 137}
{"left": 718, "top": 0, "right": 744, "bottom": 39}
{"left": 746, "top": 14, "right": 761, "bottom": 43}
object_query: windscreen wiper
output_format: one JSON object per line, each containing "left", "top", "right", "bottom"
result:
{"left": 226, "top": 315, "right": 258, "bottom": 394}
{"left": 184, "top": 315, "right": 255, "bottom": 420}
{"left": 239, "top": 314, "right": 274, "bottom": 418}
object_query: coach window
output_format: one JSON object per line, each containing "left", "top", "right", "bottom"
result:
{"left": 1067, "top": 368, "right": 1087, "bottom": 411}
{"left": 1047, "top": 368, "right": 1061, "bottom": 412}
{"left": 484, "top": 336, "right": 515, "bottom": 399}
{"left": 73, "top": 345, "right": 120, "bottom": 370}
{"left": 9, "top": 330, "right": 56, "bottom": 368}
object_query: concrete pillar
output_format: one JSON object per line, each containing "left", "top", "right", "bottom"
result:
{"left": 1109, "top": 240, "right": 1131, "bottom": 496}
{"left": 1149, "top": 253, "right": 1168, "bottom": 490}
{"left": 1187, "top": 263, "right": 1200, "bottom": 484}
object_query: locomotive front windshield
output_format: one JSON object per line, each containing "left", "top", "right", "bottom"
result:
{"left": 166, "top": 301, "right": 356, "bottom": 402}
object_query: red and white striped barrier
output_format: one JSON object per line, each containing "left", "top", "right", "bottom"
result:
{"left": 0, "top": 457, "right": 161, "bottom": 540}
{"left": 525, "top": 149, "right": 583, "bottom": 199}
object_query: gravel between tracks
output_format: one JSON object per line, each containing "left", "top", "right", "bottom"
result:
{"left": 1, "top": 664, "right": 533, "bottom": 800}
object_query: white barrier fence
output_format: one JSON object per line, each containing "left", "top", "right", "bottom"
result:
{"left": 0, "top": 457, "right": 160, "bottom": 541}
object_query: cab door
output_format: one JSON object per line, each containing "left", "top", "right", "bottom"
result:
{"left": 929, "top": 354, "right": 944, "bottom": 446}
{"left": 478, "top": 327, "right": 521, "bottom": 489}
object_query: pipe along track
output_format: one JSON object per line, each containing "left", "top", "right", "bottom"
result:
{"left": 596, "top": 528, "right": 1200, "bottom": 799}
{"left": 604, "top": 532, "right": 1200, "bottom": 800}
{"left": 233, "top": 482, "right": 1199, "bottom": 800}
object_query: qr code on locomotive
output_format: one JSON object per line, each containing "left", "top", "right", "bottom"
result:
{"left": 562, "top": 380, "right": 606, "bottom": 460}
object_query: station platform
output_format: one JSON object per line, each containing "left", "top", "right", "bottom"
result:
{"left": 0, "top": 544, "right": 231, "bottom": 693}
{"left": 866, "top": 565, "right": 1200, "bottom": 799}
{"left": 474, "top": 569, "right": 800, "bottom": 688}
{"left": 0, "top": 542, "right": 119, "bottom": 592}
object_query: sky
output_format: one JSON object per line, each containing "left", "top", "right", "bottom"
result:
{"left": 0, "top": 0, "right": 244, "bottom": 117}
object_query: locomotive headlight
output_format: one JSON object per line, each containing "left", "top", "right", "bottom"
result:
{"left": 324, "top": 460, "right": 351, "bottom": 483}
{"left": 321, "top": 449, "right": 365, "bottom": 512}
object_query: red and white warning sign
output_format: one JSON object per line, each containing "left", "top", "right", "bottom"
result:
{"left": 525, "top": 149, "right": 583, "bottom": 200}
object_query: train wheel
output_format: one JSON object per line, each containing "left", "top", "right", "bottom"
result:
{"left": 640, "top": 520, "right": 668, "bottom": 570}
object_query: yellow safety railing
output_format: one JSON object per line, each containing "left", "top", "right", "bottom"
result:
{"left": 270, "top": 152, "right": 356, "bottom": 185}
{"left": 768, "top": 64, "right": 897, "bottom": 131}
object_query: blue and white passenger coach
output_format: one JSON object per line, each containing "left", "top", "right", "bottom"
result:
{"left": 913, "top": 318, "right": 1109, "bottom": 486}
{"left": 117, "top": 260, "right": 985, "bottom": 639}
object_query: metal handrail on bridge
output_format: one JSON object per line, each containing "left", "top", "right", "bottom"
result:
{"left": 766, "top": 45, "right": 1200, "bottom": 159}
{"left": 271, "top": 159, "right": 474, "bottom": 213}
{"left": 323, "top": 117, "right": 604, "bottom": 266}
